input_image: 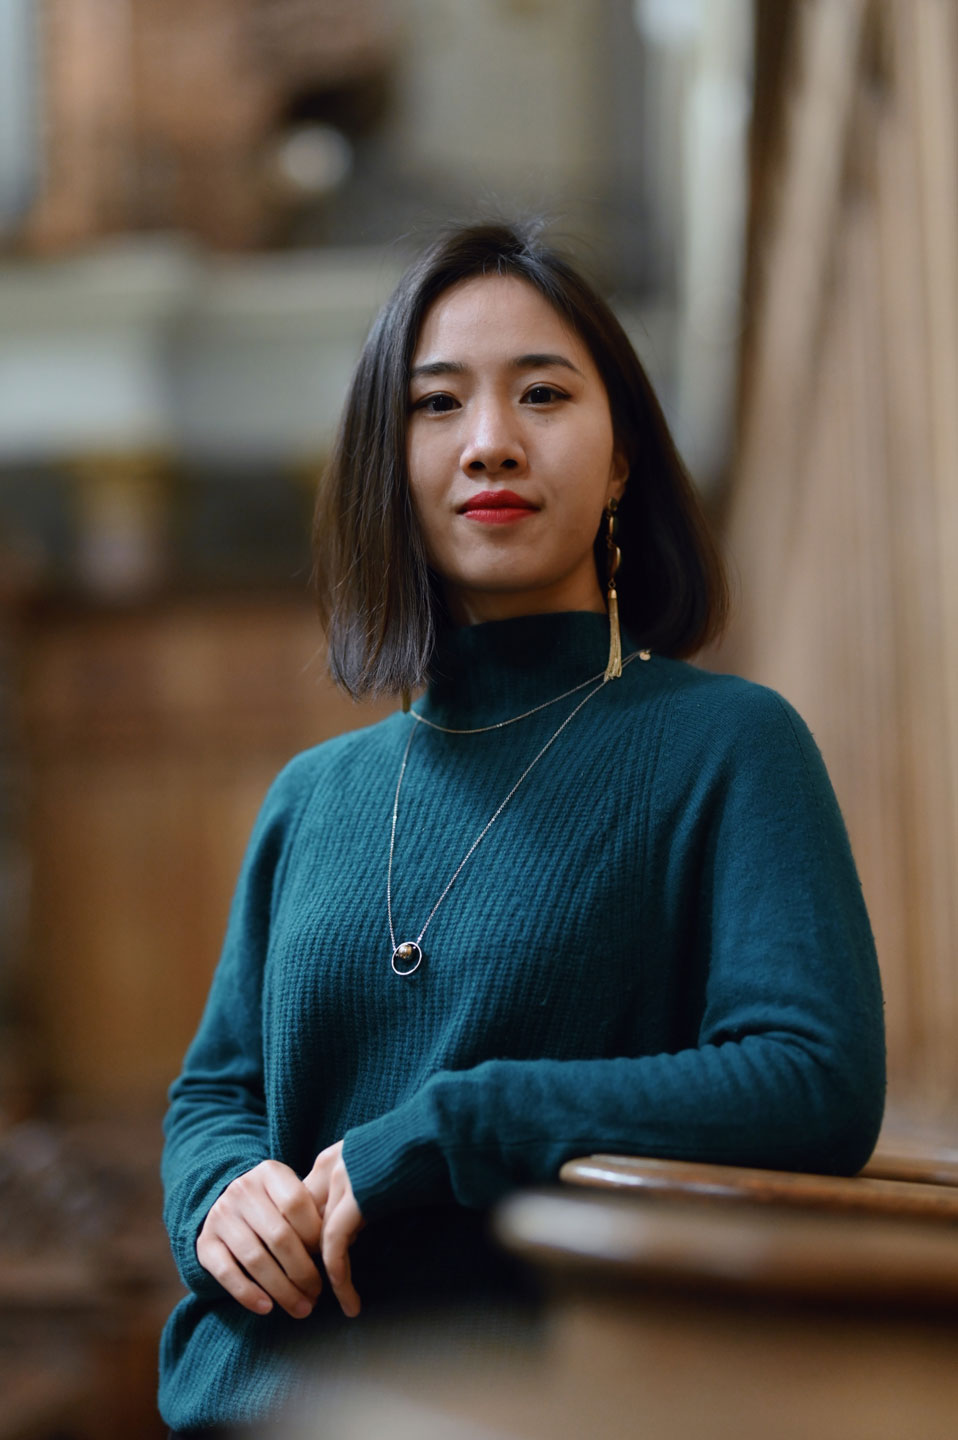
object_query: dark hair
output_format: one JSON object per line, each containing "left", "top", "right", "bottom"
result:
{"left": 313, "top": 220, "right": 728, "bottom": 698}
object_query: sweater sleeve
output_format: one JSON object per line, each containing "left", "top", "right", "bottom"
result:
{"left": 161, "top": 753, "right": 315, "bottom": 1297}
{"left": 342, "top": 683, "right": 886, "bottom": 1220}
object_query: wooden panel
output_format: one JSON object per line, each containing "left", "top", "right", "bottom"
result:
{"left": 224, "top": 1281, "right": 958, "bottom": 1440}
{"left": 718, "top": 0, "right": 958, "bottom": 1143}
{"left": 912, "top": 0, "right": 958, "bottom": 1109}
{"left": 728, "top": 0, "right": 867, "bottom": 674}
{"left": 21, "top": 594, "right": 392, "bottom": 1111}
{"left": 875, "top": 3, "right": 944, "bottom": 1098}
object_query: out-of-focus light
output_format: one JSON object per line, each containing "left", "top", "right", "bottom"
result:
{"left": 274, "top": 124, "right": 354, "bottom": 198}
{"left": 0, "top": 0, "right": 40, "bottom": 233}
{"left": 634, "top": 0, "right": 704, "bottom": 48}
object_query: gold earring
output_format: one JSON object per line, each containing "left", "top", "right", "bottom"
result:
{"left": 603, "top": 499, "right": 622, "bottom": 681}
{"left": 401, "top": 687, "right": 411, "bottom": 713}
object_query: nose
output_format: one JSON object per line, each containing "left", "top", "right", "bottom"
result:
{"left": 459, "top": 398, "right": 527, "bottom": 475}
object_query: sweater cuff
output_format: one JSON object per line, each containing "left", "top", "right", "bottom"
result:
{"left": 342, "top": 1086, "right": 451, "bottom": 1222}
{"left": 165, "top": 1149, "right": 269, "bottom": 1297}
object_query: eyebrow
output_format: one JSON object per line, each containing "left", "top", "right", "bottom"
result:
{"left": 408, "top": 352, "right": 584, "bottom": 382}
{"left": 514, "top": 352, "right": 584, "bottom": 377}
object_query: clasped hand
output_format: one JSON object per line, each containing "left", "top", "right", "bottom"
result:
{"left": 196, "top": 1141, "right": 363, "bottom": 1319}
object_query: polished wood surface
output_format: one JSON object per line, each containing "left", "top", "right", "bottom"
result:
{"left": 559, "top": 1153, "right": 958, "bottom": 1219}
{"left": 497, "top": 1187, "right": 958, "bottom": 1305}
{"left": 863, "top": 1143, "right": 958, "bottom": 1187}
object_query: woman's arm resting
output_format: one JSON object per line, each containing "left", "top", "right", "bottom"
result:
{"left": 342, "top": 1031, "right": 884, "bottom": 1221}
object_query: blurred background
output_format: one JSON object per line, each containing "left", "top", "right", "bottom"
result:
{"left": 0, "top": 0, "right": 956, "bottom": 1435}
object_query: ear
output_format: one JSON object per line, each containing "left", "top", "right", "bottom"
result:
{"left": 607, "top": 447, "right": 629, "bottom": 504}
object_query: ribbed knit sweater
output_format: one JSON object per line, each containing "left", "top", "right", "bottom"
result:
{"left": 159, "top": 611, "right": 886, "bottom": 1430}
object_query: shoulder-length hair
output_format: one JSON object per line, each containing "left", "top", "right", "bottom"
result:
{"left": 313, "top": 220, "right": 728, "bottom": 699}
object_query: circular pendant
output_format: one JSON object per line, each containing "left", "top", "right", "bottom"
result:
{"left": 391, "top": 940, "right": 424, "bottom": 976}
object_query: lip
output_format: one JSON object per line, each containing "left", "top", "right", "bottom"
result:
{"left": 460, "top": 490, "right": 540, "bottom": 525}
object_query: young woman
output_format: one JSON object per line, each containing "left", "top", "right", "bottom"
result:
{"left": 159, "top": 222, "right": 885, "bottom": 1435}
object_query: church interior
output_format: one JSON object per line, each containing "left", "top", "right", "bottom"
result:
{"left": 1, "top": 1, "right": 957, "bottom": 1435}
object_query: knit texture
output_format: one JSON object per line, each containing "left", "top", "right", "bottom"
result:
{"left": 159, "top": 611, "right": 886, "bottom": 1429}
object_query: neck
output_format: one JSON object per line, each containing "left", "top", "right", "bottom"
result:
{"left": 418, "top": 610, "right": 634, "bottom": 729}
{"left": 442, "top": 575, "right": 608, "bottom": 627}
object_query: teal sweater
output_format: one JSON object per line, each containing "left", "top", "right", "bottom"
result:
{"left": 159, "top": 612, "right": 885, "bottom": 1429}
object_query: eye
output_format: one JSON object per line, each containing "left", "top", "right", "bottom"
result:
{"left": 522, "top": 384, "right": 567, "bottom": 405}
{"left": 411, "top": 392, "right": 459, "bottom": 414}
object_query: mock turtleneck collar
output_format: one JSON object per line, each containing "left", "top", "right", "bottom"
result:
{"left": 417, "top": 610, "right": 637, "bottom": 728}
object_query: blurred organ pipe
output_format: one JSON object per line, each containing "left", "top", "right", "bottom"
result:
{"left": 0, "top": 0, "right": 41, "bottom": 235}
{"left": 634, "top": 0, "right": 753, "bottom": 495}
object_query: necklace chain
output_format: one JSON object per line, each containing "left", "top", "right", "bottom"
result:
{"left": 408, "top": 654, "right": 646, "bottom": 735}
{"left": 387, "top": 650, "right": 645, "bottom": 975}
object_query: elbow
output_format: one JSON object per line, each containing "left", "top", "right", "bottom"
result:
{"left": 807, "top": 1093, "right": 884, "bottom": 1176}
{"left": 786, "top": 1047, "right": 887, "bottom": 1176}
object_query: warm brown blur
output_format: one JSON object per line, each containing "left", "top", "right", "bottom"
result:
{"left": 1, "top": 2, "right": 957, "bottom": 1438}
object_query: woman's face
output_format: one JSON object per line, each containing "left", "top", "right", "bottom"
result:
{"left": 406, "top": 274, "right": 627, "bottom": 626}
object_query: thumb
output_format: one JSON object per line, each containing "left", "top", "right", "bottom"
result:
{"left": 303, "top": 1140, "right": 341, "bottom": 1206}
{"left": 302, "top": 1160, "right": 327, "bottom": 1208}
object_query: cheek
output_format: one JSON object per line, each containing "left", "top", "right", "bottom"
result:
{"left": 405, "top": 456, "right": 447, "bottom": 565}
{"left": 406, "top": 429, "right": 444, "bottom": 503}
{"left": 567, "top": 422, "right": 619, "bottom": 510}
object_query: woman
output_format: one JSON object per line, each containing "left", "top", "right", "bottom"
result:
{"left": 159, "top": 221, "right": 885, "bottom": 1435}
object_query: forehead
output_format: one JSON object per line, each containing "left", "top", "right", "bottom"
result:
{"left": 411, "top": 274, "right": 593, "bottom": 370}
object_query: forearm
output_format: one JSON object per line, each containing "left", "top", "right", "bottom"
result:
{"left": 343, "top": 1028, "right": 885, "bottom": 1220}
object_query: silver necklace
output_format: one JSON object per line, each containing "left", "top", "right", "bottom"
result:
{"left": 387, "top": 650, "right": 647, "bottom": 976}
{"left": 408, "top": 649, "right": 650, "bottom": 735}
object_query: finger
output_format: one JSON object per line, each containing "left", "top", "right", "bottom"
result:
{"left": 302, "top": 1148, "right": 336, "bottom": 1210}
{"left": 321, "top": 1202, "right": 362, "bottom": 1318}
{"left": 196, "top": 1234, "right": 274, "bottom": 1316}
{"left": 218, "top": 1214, "right": 319, "bottom": 1319}
{"left": 262, "top": 1167, "right": 324, "bottom": 1253}
{"left": 227, "top": 1181, "right": 323, "bottom": 1299}
{"left": 234, "top": 1194, "right": 323, "bottom": 1301}
{"left": 231, "top": 1162, "right": 323, "bottom": 1255}
{"left": 301, "top": 1164, "right": 328, "bottom": 1214}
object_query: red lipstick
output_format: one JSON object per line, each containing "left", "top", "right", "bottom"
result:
{"left": 460, "top": 490, "right": 539, "bottom": 525}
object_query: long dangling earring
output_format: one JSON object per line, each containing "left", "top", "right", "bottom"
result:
{"left": 603, "top": 498, "right": 623, "bottom": 681}
{"left": 401, "top": 687, "right": 411, "bottom": 713}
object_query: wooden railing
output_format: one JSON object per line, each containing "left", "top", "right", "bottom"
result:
{"left": 558, "top": 1151, "right": 958, "bottom": 1221}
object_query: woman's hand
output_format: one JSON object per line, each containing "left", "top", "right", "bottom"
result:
{"left": 196, "top": 1159, "right": 323, "bottom": 1319}
{"left": 304, "top": 1140, "right": 364, "bottom": 1318}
